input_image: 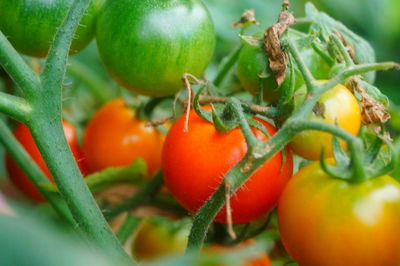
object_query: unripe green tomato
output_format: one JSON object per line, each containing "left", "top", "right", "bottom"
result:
{"left": 237, "top": 36, "right": 330, "bottom": 104}
{"left": 131, "top": 216, "right": 191, "bottom": 261}
{"left": 96, "top": 0, "right": 216, "bottom": 97}
{"left": 0, "top": 0, "right": 103, "bottom": 58}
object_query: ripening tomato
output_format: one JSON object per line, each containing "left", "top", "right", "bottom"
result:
{"left": 162, "top": 108, "right": 293, "bottom": 224}
{"left": 290, "top": 82, "right": 361, "bottom": 160}
{"left": 83, "top": 98, "right": 165, "bottom": 176}
{"left": 96, "top": 0, "right": 215, "bottom": 97}
{"left": 278, "top": 161, "right": 400, "bottom": 266}
{"left": 203, "top": 240, "right": 272, "bottom": 266}
{"left": 5, "top": 121, "right": 86, "bottom": 201}
{"left": 0, "top": 0, "right": 103, "bottom": 57}
{"left": 131, "top": 216, "right": 191, "bottom": 261}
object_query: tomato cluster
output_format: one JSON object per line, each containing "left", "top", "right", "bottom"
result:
{"left": 1, "top": 0, "right": 399, "bottom": 265}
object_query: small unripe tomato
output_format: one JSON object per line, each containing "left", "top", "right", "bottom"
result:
{"left": 162, "top": 108, "right": 293, "bottom": 224}
{"left": 237, "top": 33, "right": 330, "bottom": 104}
{"left": 83, "top": 98, "right": 165, "bottom": 176}
{"left": 290, "top": 82, "right": 361, "bottom": 160}
{"left": 96, "top": 0, "right": 215, "bottom": 97}
{"left": 203, "top": 240, "right": 272, "bottom": 266}
{"left": 5, "top": 121, "right": 86, "bottom": 201}
{"left": 0, "top": 0, "right": 103, "bottom": 57}
{"left": 278, "top": 161, "right": 400, "bottom": 266}
{"left": 131, "top": 216, "right": 191, "bottom": 261}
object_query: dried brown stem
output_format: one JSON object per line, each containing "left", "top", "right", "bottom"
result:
{"left": 225, "top": 182, "right": 237, "bottom": 240}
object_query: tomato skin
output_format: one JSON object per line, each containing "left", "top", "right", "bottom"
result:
{"left": 290, "top": 83, "right": 361, "bottom": 160}
{"left": 5, "top": 121, "right": 86, "bottom": 202}
{"left": 278, "top": 161, "right": 400, "bottom": 266}
{"left": 162, "top": 108, "right": 293, "bottom": 224}
{"left": 237, "top": 33, "right": 330, "bottom": 104}
{"left": 0, "top": 0, "right": 103, "bottom": 57}
{"left": 83, "top": 98, "right": 164, "bottom": 176}
{"left": 131, "top": 217, "right": 190, "bottom": 261}
{"left": 96, "top": 0, "right": 215, "bottom": 97}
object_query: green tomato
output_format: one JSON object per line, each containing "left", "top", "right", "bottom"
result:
{"left": 237, "top": 34, "right": 330, "bottom": 104}
{"left": 0, "top": 0, "right": 103, "bottom": 58}
{"left": 96, "top": 0, "right": 215, "bottom": 97}
{"left": 131, "top": 216, "right": 191, "bottom": 261}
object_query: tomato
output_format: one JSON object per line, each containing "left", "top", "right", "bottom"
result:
{"left": 278, "top": 161, "right": 400, "bottom": 266}
{"left": 237, "top": 33, "right": 330, "bottom": 104}
{"left": 5, "top": 121, "right": 86, "bottom": 201}
{"left": 131, "top": 216, "right": 191, "bottom": 261}
{"left": 0, "top": 0, "right": 103, "bottom": 58}
{"left": 96, "top": 0, "right": 215, "bottom": 97}
{"left": 290, "top": 82, "right": 361, "bottom": 160}
{"left": 83, "top": 98, "right": 165, "bottom": 176}
{"left": 203, "top": 240, "right": 272, "bottom": 266}
{"left": 162, "top": 108, "right": 293, "bottom": 224}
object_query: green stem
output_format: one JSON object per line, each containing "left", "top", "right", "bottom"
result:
{"left": 20, "top": 0, "right": 134, "bottom": 263}
{"left": 331, "top": 34, "right": 354, "bottom": 66}
{"left": 213, "top": 44, "right": 243, "bottom": 87}
{"left": 286, "top": 40, "right": 316, "bottom": 92}
{"left": 104, "top": 171, "right": 164, "bottom": 220}
{"left": 228, "top": 98, "right": 259, "bottom": 147}
{"left": 0, "top": 92, "right": 31, "bottom": 123}
{"left": 67, "top": 59, "right": 112, "bottom": 104}
{"left": 0, "top": 32, "right": 40, "bottom": 98}
{"left": 0, "top": 119, "right": 75, "bottom": 225}
{"left": 116, "top": 214, "right": 141, "bottom": 245}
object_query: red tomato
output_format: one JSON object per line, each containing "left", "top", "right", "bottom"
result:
{"left": 83, "top": 98, "right": 165, "bottom": 176}
{"left": 5, "top": 121, "right": 86, "bottom": 202}
{"left": 278, "top": 161, "right": 400, "bottom": 266}
{"left": 162, "top": 108, "right": 293, "bottom": 224}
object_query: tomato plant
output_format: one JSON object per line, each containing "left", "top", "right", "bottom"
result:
{"left": 83, "top": 98, "right": 165, "bottom": 176}
{"left": 162, "top": 108, "right": 293, "bottom": 224}
{"left": 96, "top": 0, "right": 215, "bottom": 97}
{"left": 131, "top": 216, "right": 191, "bottom": 261}
{"left": 6, "top": 121, "right": 86, "bottom": 201}
{"left": 290, "top": 82, "right": 361, "bottom": 160}
{"left": 278, "top": 161, "right": 400, "bottom": 266}
{"left": 0, "top": 0, "right": 103, "bottom": 57}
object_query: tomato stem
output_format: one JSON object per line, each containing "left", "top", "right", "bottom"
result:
{"left": 0, "top": 92, "right": 31, "bottom": 123}
{"left": 213, "top": 44, "right": 243, "bottom": 87}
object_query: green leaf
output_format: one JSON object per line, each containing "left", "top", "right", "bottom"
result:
{"left": 305, "top": 2, "right": 376, "bottom": 83}
{"left": 359, "top": 80, "right": 390, "bottom": 107}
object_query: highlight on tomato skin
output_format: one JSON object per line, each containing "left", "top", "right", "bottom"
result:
{"left": 277, "top": 161, "right": 400, "bottom": 266}
{"left": 162, "top": 107, "right": 293, "bottom": 224}
{"left": 5, "top": 121, "right": 87, "bottom": 202}
{"left": 82, "top": 98, "right": 165, "bottom": 177}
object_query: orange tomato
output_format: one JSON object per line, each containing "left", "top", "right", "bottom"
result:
{"left": 83, "top": 98, "right": 165, "bottom": 176}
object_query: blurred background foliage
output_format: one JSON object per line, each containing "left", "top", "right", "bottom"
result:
{"left": 0, "top": 0, "right": 400, "bottom": 264}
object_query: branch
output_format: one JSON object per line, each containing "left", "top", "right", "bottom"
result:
{"left": 0, "top": 31, "right": 41, "bottom": 98}
{"left": 0, "top": 92, "right": 32, "bottom": 123}
{"left": 41, "top": 0, "right": 89, "bottom": 102}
